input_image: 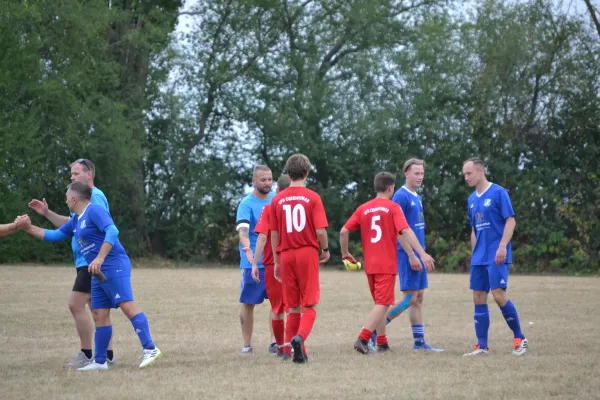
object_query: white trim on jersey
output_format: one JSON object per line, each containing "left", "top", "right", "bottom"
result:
{"left": 401, "top": 185, "right": 419, "bottom": 197}
{"left": 475, "top": 182, "right": 493, "bottom": 198}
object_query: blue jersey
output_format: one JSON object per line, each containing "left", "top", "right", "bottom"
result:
{"left": 392, "top": 186, "right": 425, "bottom": 252}
{"left": 468, "top": 183, "right": 515, "bottom": 265}
{"left": 235, "top": 192, "right": 275, "bottom": 269}
{"left": 71, "top": 187, "right": 109, "bottom": 268}
{"left": 60, "top": 204, "right": 130, "bottom": 279}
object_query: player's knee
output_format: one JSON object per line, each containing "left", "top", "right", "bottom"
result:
{"left": 491, "top": 289, "right": 508, "bottom": 305}
{"left": 91, "top": 309, "right": 110, "bottom": 325}
{"left": 68, "top": 294, "right": 88, "bottom": 314}
{"left": 472, "top": 290, "right": 488, "bottom": 304}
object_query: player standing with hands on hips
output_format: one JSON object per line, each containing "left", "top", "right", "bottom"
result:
{"left": 462, "top": 157, "right": 528, "bottom": 356}
{"left": 270, "top": 154, "right": 329, "bottom": 363}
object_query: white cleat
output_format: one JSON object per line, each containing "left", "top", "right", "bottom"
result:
{"left": 139, "top": 347, "right": 162, "bottom": 369}
{"left": 64, "top": 351, "right": 92, "bottom": 369}
{"left": 463, "top": 345, "right": 490, "bottom": 356}
{"left": 78, "top": 361, "right": 108, "bottom": 371}
{"left": 512, "top": 338, "right": 528, "bottom": 356}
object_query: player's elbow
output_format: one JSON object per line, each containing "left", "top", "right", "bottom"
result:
{"left": 340, "top": 227, "right": 349, "bottom": 236}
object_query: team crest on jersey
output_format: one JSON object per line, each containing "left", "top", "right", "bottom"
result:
{"left": 80, "top": 220, "right": 86, "bottom": 229}
{"left": 483, "top": 199, "right": 491, "bottom": 207}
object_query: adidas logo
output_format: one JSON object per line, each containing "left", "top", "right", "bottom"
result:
{"left": 506, "top": 317, "right": 515, "bottom": 321}
{"left": 500, "top": 279, "right": 506, "bottom": 284}
{"left": 115, "top": 293, "right": 121, "bottom": 299}
{"left": 135, "top": 328, "right": 142, "bottom": 333}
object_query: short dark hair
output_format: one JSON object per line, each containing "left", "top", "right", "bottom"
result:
{"left": 71, "top": 158, "right": 96, "bottom": 178}
{"left": 374, "top": 172, "right": 396, "bottom": 193}
{"left": 285, "top": 154, "right": 311, "bottom": 181}
{"left": 277, "top": 174, "right": 291, "bottom": 191}
{"left": 67, "top": 181, "right": 92, "bottom": 201}
{"left": 464, "top": 157, "right": 485, "bottom": 169}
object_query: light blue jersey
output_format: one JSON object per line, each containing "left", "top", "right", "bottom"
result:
{"left": 71, "top": 187, "right": 109, "bottom": 267}
{"left": 468, "top": 183, "right": 515, "bottom": 265}
{"left": 235, "top": 192, "right": 275, "bottom": 269}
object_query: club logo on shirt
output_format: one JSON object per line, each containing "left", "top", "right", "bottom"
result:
{"left": 483, "top": 199, "right": 491, "bottom": 207}
{"left": 80, "top": 220, "right": 86, "bottom": 229}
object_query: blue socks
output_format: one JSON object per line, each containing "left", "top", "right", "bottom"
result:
{"left": 412, "top": 324, "right": 424, "bottom": 346}
{"left": 474, "top": 304, "right": 490, "bottom": 349}
{"left": 130, "top": 312, "right": 155, "bottom": 350}
{"left": 94, "top": 325, "right": 112, "bottom": 364}
{"left": 500, "top": 300, "right": 524, "bottom": 339}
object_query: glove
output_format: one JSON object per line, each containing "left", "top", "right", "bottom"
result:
{"left": 342, "top": 256, "right": 362, "bottom": 272}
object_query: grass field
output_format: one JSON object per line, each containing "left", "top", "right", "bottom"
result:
{"left": 0, "top": 265, "right": 599, "bottom": 400}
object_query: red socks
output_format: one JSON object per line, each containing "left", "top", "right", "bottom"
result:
{"left": 285, "top": 313, "right": 301, "bottom": 355}
{"left": 296, "top": 308, "right": 316, "bottom": 341}
{"left": 272, "top": 319, "right": 285, "bottom": 353}
{"left": 359, "top": 328, "right": 373, "bottom": 342}
{"left": 376, "top": 334, "right": 388, "bottom": 346}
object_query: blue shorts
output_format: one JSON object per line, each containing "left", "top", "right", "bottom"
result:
{"left": 239, "top": 268, "right": 267, "bottom": 305}
{"left": 470, "top": 264, "right": 509, "bottom": 292}
{"left": 398, "top": 251, "right": 428, "bottom": 291}
{"left": 91, "top": 276, "right": 134, "bottom": 309}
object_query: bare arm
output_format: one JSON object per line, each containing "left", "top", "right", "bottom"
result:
{"left": 88, "top": 242, "right": 113, "bottom": 274}
{"left": 339, "top": 227, "right": 351, "bottom": 257}
{"left": 500, "top": 217, "right": 516, "bottom": 248}
{"left": 398, "top": 228, "right": 435, "bottom": 270}
{"left": 316, "top": 228, "right": 330, "bottom": 264}
{"left": 471, "top": 229, "right": 476, "bottom": 252}
{"left": 45, "top": 210, "right": 70, "bottom": 228}
{"left": 22, "top": 225, "right": 48, "bottom": 240}
{"left": 253, "top": 233, "right": 267, "bottom": 266}
{"left": 237, "top": 226, "right": 253, "bottom": 263}
{"left": 271, "top": 231, "right": 279, "bottom": 266}
{"left": 0, "top": 223, "right": 17, "bottom": 237}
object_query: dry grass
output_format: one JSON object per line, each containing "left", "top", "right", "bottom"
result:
{"left": 0, "top": 265, "right": 599, "bottom": 400}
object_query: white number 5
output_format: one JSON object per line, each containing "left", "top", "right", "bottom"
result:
{"left": 371, "top": 215, "right": 382, "bottom": 243}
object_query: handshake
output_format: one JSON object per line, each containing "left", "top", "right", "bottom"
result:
{"left": 13, "top": 215, "right": 32, "bottom": 230}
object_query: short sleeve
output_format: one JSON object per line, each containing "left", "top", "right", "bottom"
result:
{"left": 59, "top": 219, "right": 75, "bottom": 237}
{"left": 88, "top": 206, "right": 115, "bottom": 232}
{"left": 343, "top": 207, "right": 362, "bottom": 232}
{"left": 269, "top": 202, "right": 279, "bottom": 232}
{"left": 91, "top": 192, "right": 109, "bottom": 212}
{"left": 392, "top": 204, "right": 410, "bottom": 233}
{"left": 236, "top": 200, "right": 252, "bottom": 231}
{"left": 498, "top": 189, "right": 515, "bottom": 219}
{"left": 312, "top": 195, "right": 328, "bottom": 229}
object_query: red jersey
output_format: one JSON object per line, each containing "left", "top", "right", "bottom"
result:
{"left": 344, "top": 197, "right": 409, "bottom": 274}
{"left": 254, "top": 206, "right": 274, "bottom": 266}
{"left": 269, "top": 186, "right": 328, "bottom": 253}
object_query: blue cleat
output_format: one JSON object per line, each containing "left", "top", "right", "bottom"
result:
{"left": 413, "top": 342, "right": 444, "bottom": 352}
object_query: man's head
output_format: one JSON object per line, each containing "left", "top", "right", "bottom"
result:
{"left": 374, "top": 171, "right": 396, "bottom": 198}
{"left": 403, "top": 158, "right": 425, "bottom": 189}
{"left": 276, "top": 174, "right": 291, "bottom": 193}
{"left": 462, "top": 157, "right": 486, "bottom": 188}
{"left": 66, "top": 181, "right": 92, "bottom": 212}
{"left": 285, "top": 154, "right": 311, "bottom": 181}
{"left": 70, "top": 158, "right": 95, "bottom": 186}
{"left": 252, "top": 165, "right": 273, "bottom": 195}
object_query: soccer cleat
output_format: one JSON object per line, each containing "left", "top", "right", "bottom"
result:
{"left": 64, "top": 351, "right": 92, "bottom": 369}
{"left": 280, "top": 352, "right": 292, "bottom": 361}
{"left": 77, "top": 361, "right": 108, "bottom": 371}
{"left": 463, "top": 345, "right": 490, "bottom": 356}
{"left": 291, "top": 335, "right": 306, "bottom": 363}
{"left": 377, "top": 344, "right": 392, "bottom": 353}
{"left": 268, "top": 342, "right": 278, "bottom": 354}
{"left": 139, "top": 347, "right": 162, "bottom": 369}
{"left": 413, "top": 343, "right": 445, "bottom": 352}
{"left": 240, "top": 345, "right": 253, "bottom": 355}
{"left": 107, "top": 356, "right": 117, "bottom": 366}
{"left": 512, "top": 337, "right": 528, "bottom": 356}
{"left": 354, "top": 338, "right": 369, "bottom": 355}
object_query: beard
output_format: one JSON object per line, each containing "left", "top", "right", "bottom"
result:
{"left": 256, "top": 186, "right": 271, "bottom": 195}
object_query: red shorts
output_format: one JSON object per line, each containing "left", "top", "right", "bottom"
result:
{"left": 264, "top": 264, "right": 285, "bottom": 315}
{"left": 367, "top": 274, "right": 396, "bottom": 305}
{"left": 279, "top": 246, "right": 320, "bottom": 308}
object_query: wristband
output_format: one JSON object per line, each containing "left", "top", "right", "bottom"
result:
{"left": 322, "top": 248, "right": 329, "bottom": 252}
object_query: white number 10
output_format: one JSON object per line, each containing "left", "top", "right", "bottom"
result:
{"left": 371, "top": 215, "right": 382, "bottom": 243}
{"left": 283, "top": 204, "right": 307, "bottom": 233}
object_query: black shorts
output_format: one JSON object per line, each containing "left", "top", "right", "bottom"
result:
{"left": 73, "top": 267, "right": 92, "bottom": 293}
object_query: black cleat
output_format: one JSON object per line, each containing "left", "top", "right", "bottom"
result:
{"left": 291, "top": 335, "right": 305, "bottom": 363}
{"left": 377, "top": 344, "right": 392, "bottom": 353}
{"left": 354, "top": 338, "right": 369, "bottom": 354}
